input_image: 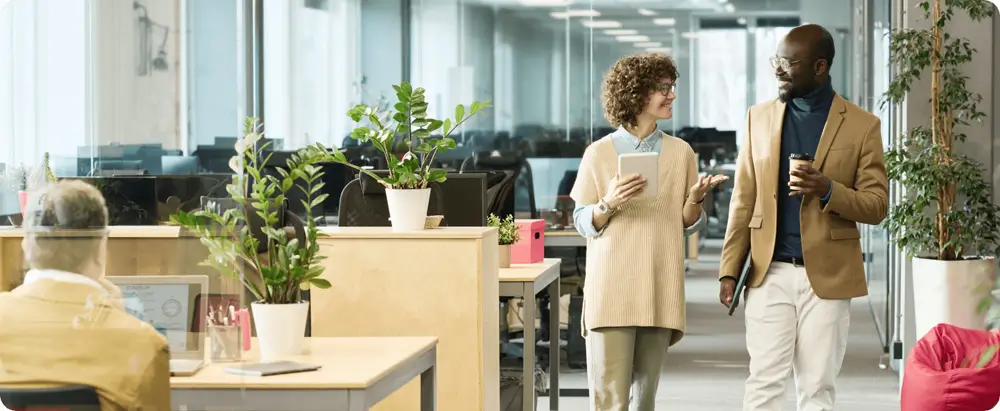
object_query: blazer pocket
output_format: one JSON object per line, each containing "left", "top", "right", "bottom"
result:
{"left": 748, "top": 216, "right": 763, "bottom": 229}
{"left": 830, "top": 227, "right": 861, "bottom": 240}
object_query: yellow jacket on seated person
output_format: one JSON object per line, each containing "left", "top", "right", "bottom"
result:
{"left": 0, "top": 271, "right": 171, "bottom": 411}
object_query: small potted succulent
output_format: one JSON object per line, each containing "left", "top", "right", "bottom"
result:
{"left": 488, "top": 213, "right": 520, "bottom": 268}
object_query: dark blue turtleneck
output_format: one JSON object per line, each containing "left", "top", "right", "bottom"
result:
{"left": 773, "top": 78, "right": 835, "bottom": 261}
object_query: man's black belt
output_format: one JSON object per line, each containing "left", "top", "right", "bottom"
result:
{"left": 773, "top": 256, "right": 805, "bottom": 266}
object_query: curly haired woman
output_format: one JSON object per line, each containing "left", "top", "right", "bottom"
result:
{"left": 570, "top": 53, "right": 728, "bottom": 410}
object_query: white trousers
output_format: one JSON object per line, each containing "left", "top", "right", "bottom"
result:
{"left": 586, "top": 327, "right": 674, "bottom": 411}
{"left": 743, "top": 262, "right": 851, "bottom": 411}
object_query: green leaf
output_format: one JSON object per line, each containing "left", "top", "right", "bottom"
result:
{"left": 976, "top": 344, "right": 999, "bottom": 368}
{"left": 309, "top": 278, "right": 332, "bottom": 289}
{"left": 455, "top": 104, "right": 466, "bottom": 122}
{"left": 427, "top": 119, "right": 443, "bottom": 132}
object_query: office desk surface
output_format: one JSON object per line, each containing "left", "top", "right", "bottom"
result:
{"left": 318, "top": 226, "right": 495, "bottom": 239}
{"left": 171, "top": 336, "right": 438, "bottom": 390}
{"left": 498, "top": 258, "right": 561, "bottom": 284}
{"left": 0, "top": 225, "right": 186, "bottom": 238}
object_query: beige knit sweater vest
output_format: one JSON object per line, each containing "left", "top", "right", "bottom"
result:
{"left": 570, "top": 132, "right": 698, "bottom": 346}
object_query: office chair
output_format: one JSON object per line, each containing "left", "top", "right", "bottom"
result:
{"left": 460, "top": 151, "right": 538, "bottom": 219}
{"left": 199, "top": 196, "right": 306, "bottom": 254}
{"left": 337, "top": 173, "right": 445, "bottom": 227}
{"left": 0, "top": 385, "right": 101, "bottom": 411}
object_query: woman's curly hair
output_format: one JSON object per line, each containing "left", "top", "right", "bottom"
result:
{"left": 601, "top": 52, "right": 679, "bottom": 129}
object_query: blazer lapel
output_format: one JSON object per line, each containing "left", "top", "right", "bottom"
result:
{"left": 813, "top": 94, "right": 847, "bottom": 170}
{"left": 767, "top": 101, "right": 786, "bottom": 197}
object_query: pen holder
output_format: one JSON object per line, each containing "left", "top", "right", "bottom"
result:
{"left": 209, "top": 325, "right": 242, "bottom": 362}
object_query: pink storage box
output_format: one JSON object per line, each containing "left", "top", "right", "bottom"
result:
{"left": 512, "top": 219, "right": 545, "bottom": 264}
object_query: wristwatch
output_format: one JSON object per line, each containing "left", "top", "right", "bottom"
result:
{"left": 597, "top": 199, "right": 616, "bottom": 214}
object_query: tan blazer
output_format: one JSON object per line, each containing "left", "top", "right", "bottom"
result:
{"left": 719, "top": 94, "right": 889, "bottom": 299}
{"left": 0, "top": 279, "right": 171, "bottom": 410}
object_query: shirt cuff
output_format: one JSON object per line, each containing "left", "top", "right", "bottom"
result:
{"left": 684, "top": 208, "right": 706, "bottom": 237}
{"left": 573, "top": 204, "right": 606, "bottom": 238}
{"left": 820, "top": 181, "right": 833, "bottom": 203}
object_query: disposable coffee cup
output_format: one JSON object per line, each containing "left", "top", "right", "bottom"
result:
{"left": 789, "top": 153, "right": 813, "bottom": 188}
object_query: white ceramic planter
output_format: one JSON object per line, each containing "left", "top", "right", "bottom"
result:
{"left": 385, "top": 188, "right": 431, "bottom": 232}
{"left": 251, "top": 301, "right": 309, "bottom": 361}
{"left": 911, "top": 257, "right": 995, "bottom": 341}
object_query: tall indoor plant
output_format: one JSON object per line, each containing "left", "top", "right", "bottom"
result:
{"left": 170, "top": 117, "right": 332, "bottom": 360}
{"left": 883, "top": 0, "right": 999, "bottom": 339}
{"left": 326, "top": 82, "right": 490, "bottom": 231}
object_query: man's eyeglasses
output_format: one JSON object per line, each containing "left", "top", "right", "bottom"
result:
{"left": 652, "top": 82, "right": 675, "bottom": 95}
{"left": 769, "top": 56, "right": 817, "bottom": 72}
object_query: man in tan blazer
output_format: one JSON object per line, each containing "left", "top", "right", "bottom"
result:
{"left": 0, "top": 181, "right": 171, "bottom": 410}
{"left": 718, "top": 25, "right": 888, "bottom": 411}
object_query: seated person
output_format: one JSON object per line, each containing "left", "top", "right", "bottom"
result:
{"left": 0, "top": 180, "right": 170, "bottom": 410}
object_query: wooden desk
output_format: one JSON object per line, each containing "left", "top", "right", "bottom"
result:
{"left": 0, "top": 226, "right": 219, "bottom": 291}
{"left": 544, "top": 230, "right": 585, "bottom": 247}
{"left": 171, "top": 337, "right": 438, "bottom": 411}
{"left": 312, "top": 227, "right": 499, "bottom": 411}
{"left": 499, "top": 258, "right": 561, "bottom": 411}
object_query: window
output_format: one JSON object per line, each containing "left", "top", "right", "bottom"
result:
{"left": 753, "top": 26, "right": 794, "bottom": 104}
{"left": 0, "top": 0, "right": 88, "bottom": 167}
{"left": 695, "top": 29, "right": 748, "bottom": 131}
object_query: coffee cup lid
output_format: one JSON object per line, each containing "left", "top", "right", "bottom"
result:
{"left": 789, "top": 153, "right": 813, "bottom": 161}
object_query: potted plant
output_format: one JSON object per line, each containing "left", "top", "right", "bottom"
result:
{"left": 488, "top": 214, "right": 520, "bottom": 268}
{"left": 170, "top": 117, "right": 332, "bottom": 361}
{"left": 883, "top": 0, "right": 999, "bottom": 339}
{"left": 325, "top": 82, "right": 490, "bottom": 231}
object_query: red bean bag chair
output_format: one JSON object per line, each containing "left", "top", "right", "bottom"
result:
{"left": 901, "top": 323, "right": 1000, "bottom": 411}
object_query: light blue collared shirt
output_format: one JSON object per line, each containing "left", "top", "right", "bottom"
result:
{"left": 572, "top": 127, "right": 706, "bottom": 238}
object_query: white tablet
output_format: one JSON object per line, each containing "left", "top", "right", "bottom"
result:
{"left": 618, "top": 152, "right": 659, "bottom": 198}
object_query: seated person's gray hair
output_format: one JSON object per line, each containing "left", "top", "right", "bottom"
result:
{"left": 21, "top": 180, "right": 109, "bottom": 273}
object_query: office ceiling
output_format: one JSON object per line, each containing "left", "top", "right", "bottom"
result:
{"left": 493, "top": 0, "right": 799, "bottom": 55}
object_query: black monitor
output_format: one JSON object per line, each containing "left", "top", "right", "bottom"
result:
{"left": 155, "top": 174, "right": 232, "bottom": 221}
{"left": 437, "top": 172, "right": 489, "bottom": 227}
{"left": 61, "top": 176, "right": 159, "bottom": 226}
{"left": 193, "top": 146, "right": 236, "bottom": 173}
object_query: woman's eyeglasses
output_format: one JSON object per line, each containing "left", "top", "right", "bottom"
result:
{"left": 652, "top": 83, "right": 675, "bottom": 95}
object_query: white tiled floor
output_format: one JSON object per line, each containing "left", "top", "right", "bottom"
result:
{"left": 537, "top": 251, "right": 900, "bottom": 411}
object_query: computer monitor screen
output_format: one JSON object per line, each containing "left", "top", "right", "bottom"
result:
{"left": 61, "top": 176, "right": 158, "bottom": 225}
{"left": 155, "top": 174, "right": 232, "bottom": 221}
{"left": 439, "top": 172, "right": 488, "bottom": 226}
{"left": 119, "top": 282, "right": 198, "bottom": 352}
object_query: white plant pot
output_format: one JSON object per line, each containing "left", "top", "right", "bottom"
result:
{"left": 911, "top": 257, "right": 995, "bottom": 341}
{"left": 385, "top": 188, "right": 431, "bottom": 232}
{"left": 251, "top": 301, "right": 309, "bottom": 361}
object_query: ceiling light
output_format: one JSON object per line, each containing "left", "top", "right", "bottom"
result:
{"left": 637, "top": 8, "right": 656, "bottom": 16}
{"left": 634, "top": 42, "right": 662, "bottom": 47}
{"left": 723, "top": 3, "right": 736, "bottom": 12}
{"left": 737, "top": 17, "right": 747, "bottom": 25}
{"left": 550, "top": 9, "right": 601, "bottom": 19}
{"left": 604, "top": 29, "right": 638, "bottom": 35}
{"left": 646, "top": 47, "right": 673, "bottom": 54}
{"left": 681, "top": 31, "right": 698, "bottom": 39}
{"left": 583, "top": 20, "right": 622, "bottom": 28}
{"left": 616, "top": 35, "right": 651, "bottom": 42}
{"left": 518, "top": 0, "right": 573, "bottom": 6}
{"left": 652, "top": 18, "right": 676, "bottom": 26}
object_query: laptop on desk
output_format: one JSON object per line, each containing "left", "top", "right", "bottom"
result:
{"left": 105, "top": 275, "right": 210, "bottom": 376}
